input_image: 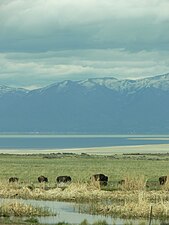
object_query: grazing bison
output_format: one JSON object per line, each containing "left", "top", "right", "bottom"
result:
{"left": 56, "top": 176, "right": 72, "bottom": 183}
{"left": 9, "top": 177, "right": 19, "bottom": 183}
{"left": 38, "top": 175, "right": 48, "bottom": 183}
{"left": 91, "top": 173, "right": 108, "bottom": 186}
{"left": 159, "top": 176, "right": 167, "bottom": 185}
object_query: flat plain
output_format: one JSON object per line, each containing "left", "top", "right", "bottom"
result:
{"left": 0, "top": 151, "right": 169, "bottom": 184}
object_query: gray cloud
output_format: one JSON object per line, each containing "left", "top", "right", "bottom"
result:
{"left": 0, "top": 49, "right": 169, "bottom": 89}
{"left": 0, "top": 0, "right": 169, "bottom": 87}
{"left": 0, "top": 0, "right": 169, "bottom": 52}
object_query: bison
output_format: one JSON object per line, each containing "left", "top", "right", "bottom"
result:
{"left": 91, "top": 173, "right": 108, "bottom": 186}
{"left": 56, "top": 176, "right": 72, "bottom": 183}
{"left": 38, "top": 175, "right": 48, "bottom": 183}
{"left": 9, "top": 177, "right": 19, "bottom": 183}
{"left": 159, "top": 176, "right": 167, "bottom": 185}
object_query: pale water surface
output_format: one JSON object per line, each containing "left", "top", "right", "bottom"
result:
{"left": 0, "top": 134, "right": 169, "bottom": 150}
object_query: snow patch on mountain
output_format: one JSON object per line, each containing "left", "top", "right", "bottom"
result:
{"left": 1, "top": 73, "right": 169, "bottom": 96}
{"left": 79, "top": 77, "right": 117, "bottom": 89}
{"left": 0, "top": 85, "right": 28, "bottom": 97}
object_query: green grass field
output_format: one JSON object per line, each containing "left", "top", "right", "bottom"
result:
{"left": 0, "top": 153, "right": 169, "bottom": 185}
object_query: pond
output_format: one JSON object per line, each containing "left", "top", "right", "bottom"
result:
{"left": 0, "top": 198, "right": 165, "bottom": 225}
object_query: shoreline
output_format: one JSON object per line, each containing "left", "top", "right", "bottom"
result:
{"left": 0, "top": 143, "right": 169, "bottom": 154}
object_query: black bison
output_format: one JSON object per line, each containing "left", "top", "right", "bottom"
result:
{"left": 9, "top": 177, "right": 19, "bottom": 183}
{"left": 38, "top": 175, "right": 48, "bottom": 183}
{"left": 159, "top": 176, "right": 167, "bottom": 185}
{"left": 56, "top": 176, "right": 72, "bottom": 183}
{"left": 91, "top": 173, "right": 108, "bottom": 186}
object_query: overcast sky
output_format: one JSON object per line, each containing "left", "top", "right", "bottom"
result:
{"left": 0, "top": 0, "right": 169, "bottom": 89}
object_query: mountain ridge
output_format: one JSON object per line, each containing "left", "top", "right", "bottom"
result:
{"left": 0, "top": 73, "right": 169, "bottom": 133}
{"left": 1, "top": 73, "right": 169, "bottom": 94}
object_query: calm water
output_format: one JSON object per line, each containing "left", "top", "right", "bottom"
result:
{"left": 0, "top": 198, "right": 162, "bottom": 225}
{"left": 0, "top": 134, "right": 169, "bottom": 149}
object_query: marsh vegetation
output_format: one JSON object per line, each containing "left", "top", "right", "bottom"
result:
{"left": 1, "top": 152, "right": 169, "bottom": 222}
{"left": 0, "top": 201, "right": 52, "bottom": 217}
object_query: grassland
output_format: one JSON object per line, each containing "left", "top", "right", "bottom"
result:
{"left": 1, "top": 152, "right": 169, "bottom": 220}
{"left": 0, "top": 152, "right": 169, "bottom": 183}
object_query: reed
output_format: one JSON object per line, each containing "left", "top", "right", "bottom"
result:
{"left": 119, "top": 175, "right": 147, "bottom": 191}
{"left": 1, "top": 181, "right": 169, "bottom": 219}
{"left": 93, "top": 200, "right": 169, "bottom": 219}
{"left": 0, "top": 201, "right": 52, "bottom": 217}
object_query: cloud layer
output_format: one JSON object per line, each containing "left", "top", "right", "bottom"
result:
{"left": 0, "top": 0, "right": 169, "bottom": 88}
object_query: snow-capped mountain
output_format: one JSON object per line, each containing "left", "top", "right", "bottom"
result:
{"left": 0, "top": 85, "right": 27, "bottom": 97}
{"left": 0, "top": 73, "right": 169, "bottom": 133}
{"left": 33, "top": 73, "right": 169, "bottom": 94}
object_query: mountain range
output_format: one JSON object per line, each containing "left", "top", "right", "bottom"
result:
{"left": 0, "top": 73, "right": 169, "bottom": 133}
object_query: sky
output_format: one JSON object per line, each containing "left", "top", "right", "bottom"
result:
{"left": 0, "top": 0, "right": 169, "bottom": 89}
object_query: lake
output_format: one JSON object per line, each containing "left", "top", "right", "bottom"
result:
{"left": 0, "top": 134, "right": 169, "bottom": 150}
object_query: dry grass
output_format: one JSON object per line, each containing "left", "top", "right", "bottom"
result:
{"left": 93, "top": 200, "right": 169, "bottom": 219}
{"left": 0, "top": 181, "right": 169, "bottom": 218}
{"left": 0, "top": 201, "right": 52, "bottom": 217}
{"left": 79, "top": 190, "right": 169, "bottom": 219}
{"left": 119, "top": 175, "right": 147, "bottom": 191}
{"left": 1, "top": 178, "right": 169, "bottom": 219}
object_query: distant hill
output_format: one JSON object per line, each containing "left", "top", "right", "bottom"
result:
{"left": 1, "top": 73, "right": 169, "bottom": 133}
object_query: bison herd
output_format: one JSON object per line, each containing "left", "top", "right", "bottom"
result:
{"left": 8, "top": 174, "right": 169, "bottom": 187}
{"left": 8, "top": 174, "right": 108, "bottom": 186}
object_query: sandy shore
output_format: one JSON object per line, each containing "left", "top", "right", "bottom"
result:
{"left": 0, "top": 143, "right": 169, "bottom": 155}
